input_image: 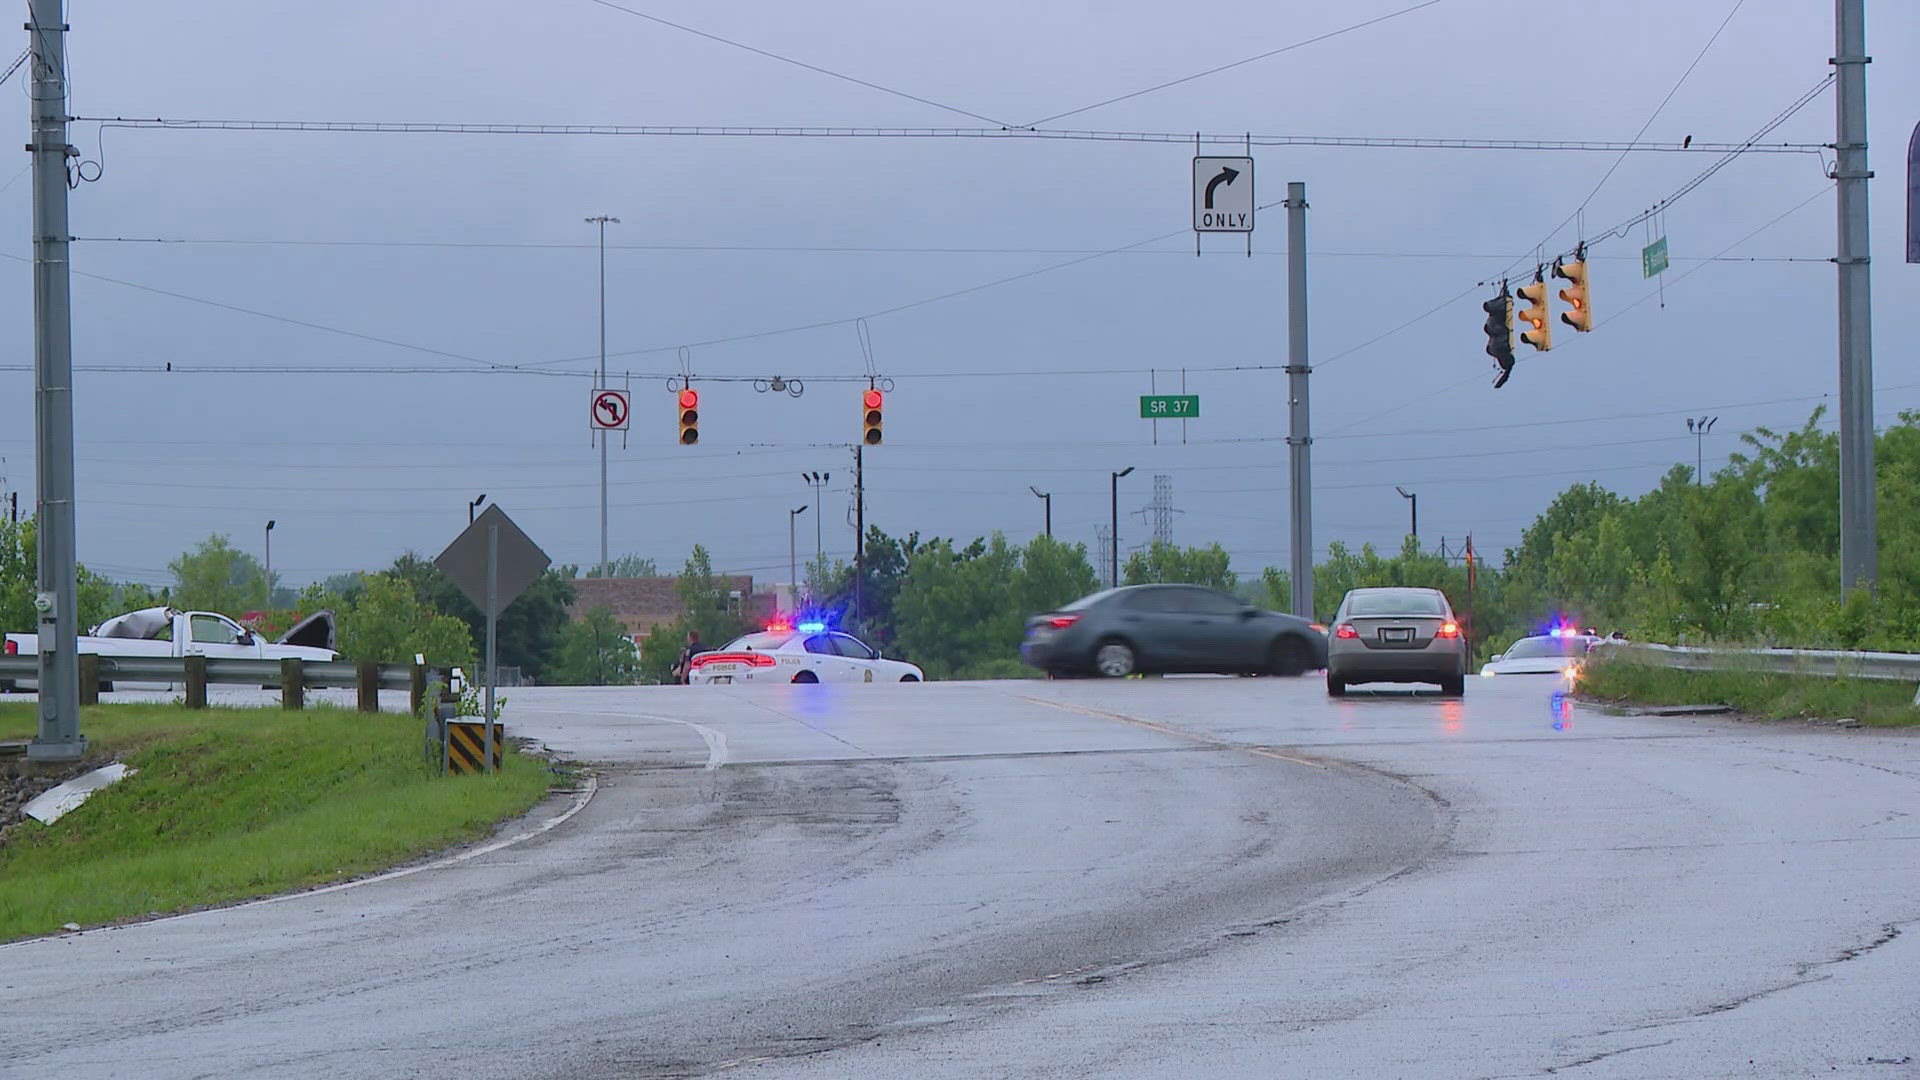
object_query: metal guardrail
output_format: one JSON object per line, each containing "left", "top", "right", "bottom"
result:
{"left": 0, "top": 655, "right": 459, "bottom": 713}
{"left": 1590, "top": 641, "right": 1920, "bottom": 702}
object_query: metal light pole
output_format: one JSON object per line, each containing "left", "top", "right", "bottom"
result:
{"left": 1833, "top": 0, "right": 1876, "bottom": 595}
{"left": 1686, "top": 417, "right": 1718, "bottom": 484}
{"left": 1029, "top": 485, "right": 1051, "bottom": 538}
{"left": 469, "top": 493, "right": 486, "bottom": 525}
{"left": 802, "top": 472, "right": 829, "bottom": 567}
{"left": 789, "top": 504, "right": 808, "bottom": 608}
{"left": 1395, "top": 487, "right": 1417, "bottom": 542}
{"left": 264, "top": 520, "right": 275, "bottom": 601}
{"left": 1111, "top": 467, "right": 1134, "bottom": 587}
{"left": 586, "top": 215, "right": 619, "bottom": 577}
{"left": 1285, "top": 181, "right": 1315, "bottom": 622}
{"left": 27, "top": 0, "right": 84, "bottom": 762}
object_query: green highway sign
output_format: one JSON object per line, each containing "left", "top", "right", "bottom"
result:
{"left": 1642, "top": 235, "right": 1669, "bottom": 278}
{"left": 1140, "top": 394, "right": 1200, "bottom": 418}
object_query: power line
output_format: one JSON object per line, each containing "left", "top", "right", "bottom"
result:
{"left": 1022, "top": 0, "right": 1449, "bottom": 126}
{"left": 577, "top": 0, "right": 1009, "bottom": 127}
{"left": 76, "top": 117, "right": 1820, "bottom": 155}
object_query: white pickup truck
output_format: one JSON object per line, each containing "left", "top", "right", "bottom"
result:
{"left": 2, "top": 607, "right": 337, "bottom": 691}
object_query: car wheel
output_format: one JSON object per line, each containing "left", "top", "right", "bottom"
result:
{"left": 1326, "top": 672, "right": 1347, "bottom": 697}
{"left": 1093, "top": 640, "right": 1136, "bottom": 678}
{"left": 792, "top": 670, "right": 819, "bottom": 684}
{"left": 1267, "top": 636, "right": 1311, "bottom": 677}
{"left": 1441, "top": 674, "right": 1466, "bottom": 697}
{"left": 899, "top": 674, "right": 920, "bottom": 682}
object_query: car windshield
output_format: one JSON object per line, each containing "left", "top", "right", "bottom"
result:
{"left": 1346, "top": 590, "right": 1447, "bottom": 616}
{"left": 721, "top": 632, "right": 796, "bottom": 651}
{"left": 1504, "top": 635, "right": 1590, "bottom": 659}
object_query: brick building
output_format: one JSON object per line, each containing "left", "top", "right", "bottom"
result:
{"left": 567, "top": 576, "right": 777, "bottom": 640}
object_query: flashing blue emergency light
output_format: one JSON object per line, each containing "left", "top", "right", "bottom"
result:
{"left": 796, "top": 621, "right": 827, "bottom": 633}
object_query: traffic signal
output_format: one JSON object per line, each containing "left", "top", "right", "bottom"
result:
{"left": 1515, "top": 271, "right": 1552, "bottom": 352}
{"left": 861, "top": 388, "right": 883, "bottom": 445}
{"left": 1555, "top": 255, "right": 1591, "bottom": 332}
{"left": 676, "top": 387, "right": 699, "bottom": 444}
{"left": 1483, "top": 286, "right": 1516, "bottom": 389}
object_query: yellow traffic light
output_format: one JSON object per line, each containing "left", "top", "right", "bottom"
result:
{"left": 1555, "top": 257, "right": 1591, "bottom": 332}
{"left": 1515, "top": 274, "right": 1552, "bottom": 352}
{"left": 677, "top": 387, "right": 699, "bottom": 445}
{"left": 862, "top": 388, "right": 884, "bottom": 445}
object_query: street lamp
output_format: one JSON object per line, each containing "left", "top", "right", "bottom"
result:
{"left": 801, "top": 472, "right": 830, "bottom": 567}
{"left": 1111, "top": 467, "right": 1134, "bottom": 587}
{"left": 789, "top": 504, "right": 809, "bottom": 609}
{"left": 264, "top": 520, "right": 275, "bottom": 602}
{"left": 469, "top": 493, "right": 487, "bottom": 524}
{"left": 1395, "top": 486, "right": 1417, "bottom": 542}
{"left": 1686, "top": 416, "right": 1718, "bottom": 484}
{"left": 1029, "top": 485, "right": 1052, "bottom": 538}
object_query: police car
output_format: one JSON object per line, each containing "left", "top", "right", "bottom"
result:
{"left": 1479, "top": 627, "right": 1606, "bottom": 677}
{"left": 686, "top": 621, "right": 924, "bottom": 685}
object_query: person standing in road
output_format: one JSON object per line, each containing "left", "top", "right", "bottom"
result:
{"left": 671, "top": 630, "right": 701, "bottom": 684}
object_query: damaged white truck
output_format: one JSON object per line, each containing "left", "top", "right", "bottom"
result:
{"left": 1, "top": 606, "right": 338, "bottom": 692}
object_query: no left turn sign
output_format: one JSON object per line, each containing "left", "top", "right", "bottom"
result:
{"left": 591, "top": 388, "right": 630, "bottom": 431}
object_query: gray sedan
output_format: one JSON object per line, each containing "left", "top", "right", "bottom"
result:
{"left": 1325, "top": 586, "right": 1466, "bottom": 697}
{"left": 1022, "top": 584, "right": 1328, "bottom": 678}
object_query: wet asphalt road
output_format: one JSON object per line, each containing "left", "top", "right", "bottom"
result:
{"left": 1, "top": 675, "right": 1915, "bottom": 1078}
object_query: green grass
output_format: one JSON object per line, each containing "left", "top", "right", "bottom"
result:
{"left": 0, "top": 702, "right": 557, "bottom": 942}
{"left": 1578, "top": 658, "right": 1920, "bottom": 727}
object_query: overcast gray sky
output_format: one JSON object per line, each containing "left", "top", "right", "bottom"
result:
{"left": 2, "top": 0, "right": 1915, "bottom": 590}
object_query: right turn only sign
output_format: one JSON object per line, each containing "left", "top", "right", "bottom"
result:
{"left": 1193, "top": 156, "right": 1254, "bottom": 232}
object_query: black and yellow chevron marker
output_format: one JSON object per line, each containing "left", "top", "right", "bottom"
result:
{"left": 447, "top": 720, "right": 504, "bottom": 775}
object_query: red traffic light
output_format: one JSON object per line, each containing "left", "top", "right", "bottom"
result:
{"left": 678, "top": 388, "right": 699, "bottom": 409}
{"left": 863, "top": 389, "right": 883, "bottom": 409}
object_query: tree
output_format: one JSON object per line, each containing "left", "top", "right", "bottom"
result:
{"left": 2, "top": 515, "right": 119, "bottom": 632}
{"left": 386, "top": 551, "right": 576, "bottom": 681}
{"left": 1122, "top": 541, "right": 1235, "bottom": 591}
{"left": 549, "top": 606, "right": 642, "bottom": 685}
{"left": 170, "top": 534, "right": 270, "bottom": 613}
{"left": 576, "top": 554, "right": 659, "bottom": 579}
{"left": 1018, "top": 534, "right": 1099, "bottom": 615}
{"left": 335, "top": 573, "right": 476, "bottom": 665}
{"left": 894, "top": 534, "right": 1027, "bottom": 679}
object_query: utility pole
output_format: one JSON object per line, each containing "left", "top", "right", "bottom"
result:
{"left": 1833, "top": 0, "right": 1876, "bottom": 596}
{"left": 789, "top": 504, "right": 807, "bottom": 609}
{"left": 1029, "top": 485, "right": 1051, "bottom": 538}
{"left": 1285, "top": 181, "right": 1315, "bottom": 622}
{"left": 264, "top": 520, "right": 275, "bottom": 600}
{"left": 586, "top": 215, "right": 619, "bottom": 577}
{"left": 1687, "top": 416, "right": 1718, "bottom": 482}
{"left": 27, "top": 0, "right": 83, "bottom": 762}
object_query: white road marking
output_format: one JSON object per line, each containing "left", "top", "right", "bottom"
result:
{"left": 634, "top": 712, "right": 730, "bottom": 770}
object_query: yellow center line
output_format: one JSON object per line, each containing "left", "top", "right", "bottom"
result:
{"left": 1014, "top": 694, "right": 1327, "bottom": 769}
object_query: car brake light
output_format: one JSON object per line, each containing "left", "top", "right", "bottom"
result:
{"left": 1047, "top": 615, "right": 1080, "bottom": 629}
{"left": 690, "top": 652, "right": 777, "bottom": 668}
{"left": 2, "top": 639, "right": 14, "bottom": 655}
{"left": 1309, "top": 623, "right": 1327, "bottom": 634}
{"left": 1437, "top": 622, "right": 1460, "bottom": 638}
{"left": 1333, "top": 624, "right": 1359, "bottom": 639}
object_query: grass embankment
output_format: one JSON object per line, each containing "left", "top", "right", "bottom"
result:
{"left": 1579, "top": 658, "right": 1920, "bottom": 727}
{"left": 0, "top": 702, "right": 556, "bottom": 942}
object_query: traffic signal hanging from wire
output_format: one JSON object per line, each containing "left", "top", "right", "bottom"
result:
{"left": 862, "top": 387, "right": 884, "bottom": 445}
{"left": 1483, "top": 283, "right": 1516, "bottom": 389}
{"left": 1555, "top": 247, "right": 1591, "bottom": 332}
{"left": 677, "top": 387, "right": 699, "bottom": 444}
{"left": 1515, "top": 269, "right": 1552, "bottom": 352}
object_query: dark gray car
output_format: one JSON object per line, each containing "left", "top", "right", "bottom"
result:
{"left": 1021, "top": 584, "right": 1328, "bottom": 678}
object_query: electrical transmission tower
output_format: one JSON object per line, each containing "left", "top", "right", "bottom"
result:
{"left": 1096, "top": 526, "right": 1114, "bottom": 587}
{"left": 1131, "top": 475, "right": 1181, "bottom": 550}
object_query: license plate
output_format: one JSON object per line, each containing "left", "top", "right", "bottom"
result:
{"left": 709, "top": 675, "right": 732, "bottom": 684}
{"left": 1382, "top": 628, "right": 1413, "bottom": 643}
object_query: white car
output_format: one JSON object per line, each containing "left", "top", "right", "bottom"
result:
{"left": 686, "top": 624, "right": 924, "bottom": 685}
{"left": 1479, "top": 632, "right": 1603, "bottom": 677}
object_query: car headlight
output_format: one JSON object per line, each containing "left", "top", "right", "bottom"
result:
{"left": 1479, "top": 665, "right": 1496, "bottom": 677}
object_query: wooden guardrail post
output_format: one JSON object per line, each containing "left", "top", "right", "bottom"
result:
{"left": 409, "top": 659, "right": 427, "bottom": 717}
{"left": 184, "top": 654, "right": 208, "bottom": 709}
{"left": 78, "top": 653, "right": 99, "bottom": 706}
{"left": 280, "top": 657, "right": 304, "bottom": 711}
{"left": 357, "top": 661, "right": 380, "bottom": 713}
